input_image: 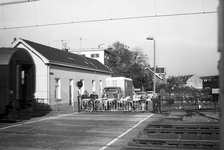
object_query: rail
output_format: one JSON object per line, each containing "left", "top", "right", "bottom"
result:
{"left": 144, "top": 128, "right": 219, "bottom": 135}
{"left": 128, "top": 138, "right": 219, "bottom": 149}
{"left": 146, "top": 124, "right": 219, "bottom": 130}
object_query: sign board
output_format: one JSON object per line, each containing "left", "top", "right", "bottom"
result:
{"left": 212, "top": 88, "right": 220, "bottom": 94}
{"left": 76, "top": 81, "right": 83, "bottom": 89}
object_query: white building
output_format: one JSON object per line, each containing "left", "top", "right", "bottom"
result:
{"left": 181, "top": 75, "right": 203, "bottom": 89}
{"left": 0, "top": 38, "right": 112, "bottom": 113}
{"left": 71, "top": 48, "right": 110, "bottom": 66}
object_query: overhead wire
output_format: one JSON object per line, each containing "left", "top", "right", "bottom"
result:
{"left": 0, "top": 0, "right": 40, "bottom": 6}
{"left": 0, "top": 11, "right": 217, "bottom": 30}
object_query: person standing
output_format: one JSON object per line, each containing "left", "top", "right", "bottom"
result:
{"left": 157, "top": 96, "right": 162, "bottom": 113}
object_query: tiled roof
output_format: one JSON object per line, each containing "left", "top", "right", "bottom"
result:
{"left": 200, "top": 75, "right": 219, "bottom": 80}
{"left": 19, "top": 39, "right": 111, "bottom": 74}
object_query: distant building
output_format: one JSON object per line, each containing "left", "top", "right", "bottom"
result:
{"left": 200, "top": 75, "right": 219, "bottom": 90}
{"left": 180, "top": 75, "right": 203, "bottom": 89}
{"left": 71, "top": 48, "right": 111, "bottom": 66}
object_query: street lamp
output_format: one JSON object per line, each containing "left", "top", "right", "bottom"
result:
{"left": 146, "top": 36, "right": 156, "bottom": 98}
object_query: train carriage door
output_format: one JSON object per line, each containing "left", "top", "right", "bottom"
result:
{"left": 19, "top": 63, "right": 35, "bottom": 108}
{"left": 0, "top": 48, "right": 35, "bottom": 113}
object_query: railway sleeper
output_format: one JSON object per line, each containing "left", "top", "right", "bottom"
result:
{"left": 126, "top": 142, "right": 213, "bottom": 150}
{"left": 132, "top": 138, "right": 219, "bottom": 148}
{"left": 146, "top": 124, "right": 219, "bottom": 130}
{"left": 144, "top": 128, "right": 219, "bottom": 135}
{"left": 122, "top": 147, "right": 212, "bottom": 150}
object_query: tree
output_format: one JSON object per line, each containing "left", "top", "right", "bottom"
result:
{"left": 106, "top": 42, "right": 153, "bottom": 91}
{"left": 166, "top": 76, "right": 183, "bottom": 92}
{"left": 130, "top": 48, "right": 152, "bottom": 90}
{"left": 166, "top": 76, "right": 202, "bottom": 101}
{"left": 107, "top": 41, "right": 132, "bottom": 77}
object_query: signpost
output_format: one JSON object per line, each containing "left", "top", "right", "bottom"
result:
{"left": 76, "top": 80, "right": 83, "bottom": 112}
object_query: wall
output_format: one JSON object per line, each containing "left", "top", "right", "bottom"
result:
{"left": 49, "top": 65, "right": 111, "bottom": 110}
{"left": 186, "top": 75, "right": 203, "bottom": 89}
{"left": 15, "top": 44, "right": 48, "bottom": 101}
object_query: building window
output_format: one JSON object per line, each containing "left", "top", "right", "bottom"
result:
{"left": 69, "top": 79, "right": 73, "bottom": 106}
{"left": 92, "top": 80, "right": 95, "bottom": 92}
{"left": 91, "top": 54, "right": 99, "bottom": 58}
{"left": 55, "top": 78, "right": 61, "bottom": 99}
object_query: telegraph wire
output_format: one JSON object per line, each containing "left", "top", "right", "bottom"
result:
{"left": 0, "top": 0, "right": 40, "bottom": 6}
{"left": 0, "top": 11, "right": 217, "bottom": 30}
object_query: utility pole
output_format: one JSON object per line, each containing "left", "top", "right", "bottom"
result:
{"left": 218, "top": 1, "right": 224, "bottom": 150}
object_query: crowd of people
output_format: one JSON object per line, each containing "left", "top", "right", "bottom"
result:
{"left": 80, "top": 90, "right": 163, "bottom": 113}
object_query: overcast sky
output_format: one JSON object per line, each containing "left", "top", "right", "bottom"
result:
{"left": 0, "top": 0, "right": 219, "bottom": 77}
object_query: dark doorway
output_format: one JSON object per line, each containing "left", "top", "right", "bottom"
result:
{"left": 0, "top": 48, "right": 35, "bottom": 114}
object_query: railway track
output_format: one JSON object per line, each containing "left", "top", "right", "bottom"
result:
{"left": 146, "top": 124, "right": 219, "bottom": 130}
{"left": 144, "top": 128, "right": 218, "bottom": 135}
{"left": 144, "top": 124, "right": 219, "bottom": 135}
{"left": 123, "top": 138, "right": 219, "bottom": 150}
{"left": 122, "top": 124, "right": 219, "bottom": 150}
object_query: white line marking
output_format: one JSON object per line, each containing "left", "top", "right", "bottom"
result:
{"left": 38, "top": 116, "right": 58, "bottom": 121}
{"left": 58, "top": 114, "right": 72, "bottom": 117}
{"left": 0, "top": 114, "right": 73, "bottom": 130}
{"left": 23, "top": 120, "right": 38, "bottom": 124}
{"left": 0, "top": 123, "right": 22, "bottom": 130}
{"left": 98, "top": 113, "right": 154, "bottom": 150}
{"left": 86, "top": 131, "right": 123, "bottom": 134}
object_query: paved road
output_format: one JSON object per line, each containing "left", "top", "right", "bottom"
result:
{"left": 0, "top": 112, "right": 162, "bottom": 150}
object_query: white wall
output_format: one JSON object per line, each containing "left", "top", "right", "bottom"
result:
{"left": 72, "top": 50, "right": 105, "bottom": 64}
{"left": 186, "top": 75, "right": 203, "bottom": 89}
{"left": 49, "top": 65, "right": 111, "bottom": 105}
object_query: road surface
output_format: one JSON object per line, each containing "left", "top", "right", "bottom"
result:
{"left": 0, "top": 112, "right": 162, "bottom": 150}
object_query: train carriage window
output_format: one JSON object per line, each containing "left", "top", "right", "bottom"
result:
{"left": 21, "top": 70, "right": 25, "bottom": 85}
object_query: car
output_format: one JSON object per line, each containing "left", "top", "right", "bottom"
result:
{"left": 146, "top": 91, "right": 154, "bottom": 99}
{"left": 135, "top": 91, "right": 148, "bottom": 100}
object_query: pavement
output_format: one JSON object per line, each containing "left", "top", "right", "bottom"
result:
{"left": 0, "top": 111, "right": 165, "bottom": 150}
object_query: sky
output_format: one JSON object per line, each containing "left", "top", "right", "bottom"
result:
{"left": 0, "top": 0, "right": 220, "bottom": 77}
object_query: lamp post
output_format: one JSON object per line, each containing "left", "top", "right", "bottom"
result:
{"left": 146, "top": 36, "right": 156, "bottom": 98}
